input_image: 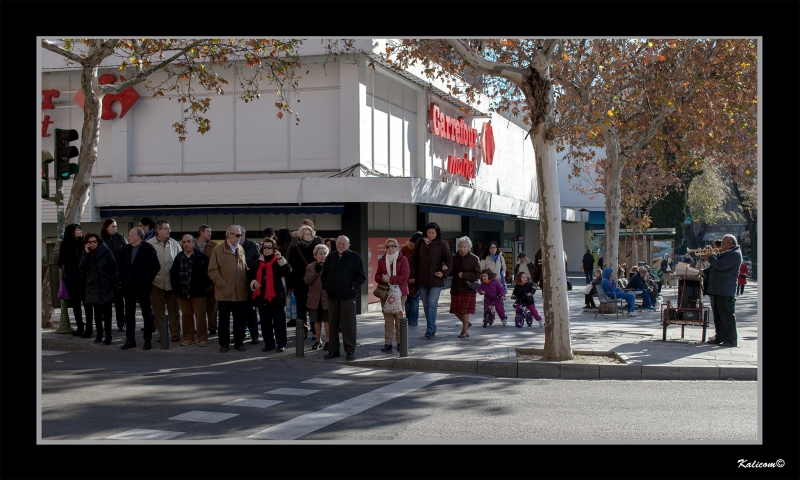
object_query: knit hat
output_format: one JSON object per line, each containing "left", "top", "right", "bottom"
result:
{"left": 517, "top": 252, "right": 527, "bottom": 259}
{"left": 410, "top": 231, "right": 423, "bottom": 244}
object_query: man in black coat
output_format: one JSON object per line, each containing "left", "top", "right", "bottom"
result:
{"left": 321, "top": 235, "right": 366, "bottom": 360}
{"left": 119, "top": 227, "right": 161, "bottom": 350}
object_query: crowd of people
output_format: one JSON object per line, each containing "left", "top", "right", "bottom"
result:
{"left": 57, "top": 218, "right": 751, "bottom": 356}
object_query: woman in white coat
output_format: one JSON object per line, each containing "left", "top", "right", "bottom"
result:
{"left": 479, "top": 241, "right": 507, "bottom": 294}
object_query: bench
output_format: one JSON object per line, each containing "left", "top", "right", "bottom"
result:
{"left": 594, "top": 284, "right": 627, "bottom": 319}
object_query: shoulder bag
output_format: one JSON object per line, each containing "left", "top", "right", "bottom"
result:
{"left": 373, "top": 283, "right": 389, "bottom": 300}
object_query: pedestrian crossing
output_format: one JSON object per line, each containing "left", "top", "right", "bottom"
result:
{"left": 104, "top": 367, "right": 448, "bottom": 441}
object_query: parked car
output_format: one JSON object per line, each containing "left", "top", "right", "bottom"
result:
{"left": 742, "top": 256, "right": 753, "bottom": 277}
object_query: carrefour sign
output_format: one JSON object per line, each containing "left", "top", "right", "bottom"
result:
{"left": 429, "top": 103, "right": 477, "bottom": 148}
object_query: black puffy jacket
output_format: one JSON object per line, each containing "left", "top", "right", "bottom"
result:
{"left": 80, "top": 243, "right": 119, "bottom": 305}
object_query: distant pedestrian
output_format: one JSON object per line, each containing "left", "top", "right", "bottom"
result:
{"left": 737, "top": 262, "right": 748, "bottom": 296}
{"left": 450, "top": 236, "right": 481, "bottom": 338}
{"left": 139, "top": 217, "right": 156, "bottom": 242}
{"left": 375, "top": 238, "right": 409, "bottom": 352}
{"left": 581, "top": 247, "right": 595, "bottom": 285}
{"left": 400, "top": 232, "right": 423, "bottom": 327}
{"left": 321, "top": 235, "right": 366, "bottom": 360}
{"left": 660, "top": 253, "right": 674, "bottom": 288}
{"left": 79, "top": 232, "right": 119, "bottom": 345}
{"left": 513, "top": 251, "right": 534, "bottom": 280}
{"left": 479, "top": 241, "right": 507, "bottom": 294}
{"left": 169, "top": 234, "right": 212, "bottom": 347}
{"left": 119, "top": 227, "right": 160, "bottom": 350}
{"left": 408, "top": 222, "right": 453, "bottom": 340}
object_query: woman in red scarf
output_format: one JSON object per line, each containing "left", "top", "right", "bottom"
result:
{"left": 247, "top": 240, "right": 292, "bottom": 353}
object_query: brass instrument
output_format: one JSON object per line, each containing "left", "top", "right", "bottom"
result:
{"left": 686, "top": 247, "right": 719, "bottom": 256}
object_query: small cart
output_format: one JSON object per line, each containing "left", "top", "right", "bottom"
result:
{"left": 660, "top": 277, "right": 709, "bottom": 342}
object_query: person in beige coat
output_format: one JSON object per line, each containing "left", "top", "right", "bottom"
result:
{"left": 147, "top": 220, "right": 182, "bottom": 342}
{"left": 208, "top": 225, "right": 250, "bottom": 353}
{"left": 304, "top": 244, "right": 330, "bottom": 351}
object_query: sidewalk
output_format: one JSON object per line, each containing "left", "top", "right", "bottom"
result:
{"left": 41, "top": 279, "right": 758, "bottom": 381}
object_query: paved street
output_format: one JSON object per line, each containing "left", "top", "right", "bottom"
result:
{"left": 41, "top": 348, "right": 757, "bottom": 442}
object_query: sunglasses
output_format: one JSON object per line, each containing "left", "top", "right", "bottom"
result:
{"left": 263, "top": 246, "right": 275, "bottom": 250}
{"left": 386, "top": 244, "right": 398, "bottom": 248}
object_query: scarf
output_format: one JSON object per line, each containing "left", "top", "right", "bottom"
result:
{"left": 489, "top": 252, "right": 499, "bottom": 263}
{"left": 384, "top": 250, "right": 398, "bottom": 278}
{"left": 252, "top": 255, "right": 278, "bottom": 303}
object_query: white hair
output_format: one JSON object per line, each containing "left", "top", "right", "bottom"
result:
{"left": 456, "top": 236, "right": 472, "bottom": 250}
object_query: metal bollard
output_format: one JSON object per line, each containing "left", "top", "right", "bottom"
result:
{"left": 161, "top": 313, "right": 169, "bottom": 349}
{"left": 400, "top": 317, "right": 408, "bottom": 357}
{"left": 295, "top": 321, "right": 304, "bottom": 357}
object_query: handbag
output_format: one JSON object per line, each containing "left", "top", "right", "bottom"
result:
{"left": 383, "top": 284, "right": 403, "bottom": 315}
{"left": 58, "top": 279, "right": 70, "bottom": 300}
{"left": 465, "top": 279, "right": 480, "bottom": 292}
{"left": 582, "top": 283, "right": 593, "bottom": 295}
{"left": 373, "top": 283, "right": 389, "bottom": 300}
{"left": 579, "top": 263, "right": 584, "bottom": 272}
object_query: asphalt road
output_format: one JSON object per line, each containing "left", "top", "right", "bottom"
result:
{"left": 41, "top": 349, "right": 757, "bottom": 442}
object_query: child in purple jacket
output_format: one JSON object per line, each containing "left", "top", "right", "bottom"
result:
{"left": 476, "top": 269, "right": 508, "bottom": 326}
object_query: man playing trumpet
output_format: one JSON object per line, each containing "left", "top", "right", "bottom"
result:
{"left": 699, "top": 235, "right": 743, "bottom": 347}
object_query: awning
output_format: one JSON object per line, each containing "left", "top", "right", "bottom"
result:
{"left": 417, "top": 204, "right": 513, "bottom": 222}
{"left": 100, "top": 204, "right": 344, "bottom": 218}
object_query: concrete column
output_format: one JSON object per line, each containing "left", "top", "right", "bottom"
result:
{"left": 342, "top": 202, "right": 369, "bottom": 313}
{"left": 340, "top": 57, "right": 367, "bottom": 174}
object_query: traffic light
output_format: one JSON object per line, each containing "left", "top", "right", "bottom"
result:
{"left": 55, "top": 128, "right": 80, "bottom": 180}
{"left": 42, "top": 150, "right": 54, "bottom": 198}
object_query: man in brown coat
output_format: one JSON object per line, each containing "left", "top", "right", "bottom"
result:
{"left": 196, "top": 224, "right": 218, "bottom": 335}
{"left": 408, "top": 222, "right": 453, "bottom": 339}
{"left": 208, "top": 225, "right": 249, "bottom": 353}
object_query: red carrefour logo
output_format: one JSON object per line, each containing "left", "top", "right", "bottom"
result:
{"left": 482, "top": 123, "right": 495, "bottom": 165}
{"left": 72, "top": 73, "right": 140, "bottom": 120}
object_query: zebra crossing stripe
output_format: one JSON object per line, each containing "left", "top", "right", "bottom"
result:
{"left": 247, "top": 372, "right": 448, "bottom": 440}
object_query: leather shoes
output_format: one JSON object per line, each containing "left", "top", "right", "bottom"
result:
{"left": 346, "top": 353, "right": 355, "bottom": 360}
{"left": 120, "top": 341, "right": 136, "bottom": 350}
{"left": 324, "top": 351, "right": 341, "bottom": 359}
{"left": 220, "top": 346, "right": 229, "bottom": 353}
{"left": 235, "top": 345, "right": 246, "bottom": 352}
{"left": 209, "top": 328, "right": 217, "bottom": 335}
{"left": 72, "top": 329, "right": 84, "bottom": 337}
{"left": 250, "top": 338, "right": 260, "bottom": 345}
{"left": 103, "top": 337, "right": 112, "bottom": 346}
{"left": 381, "top": 344, "right": 392, "bottom": 352}
{"left": 143, "top": 341, "right": 152, "bottom": 351}
{"left": 262, "top": 346, "right": 275, "bottom": 352}
{"left": 81, "top": 330, "right": 94, "bottom": 338}
{"left": 276, "top": 346, "right": 285, "bottom": 353}
{"left": 706, "top": 336, "right": 720, "bottom": 344}
{"left": 171, "top": 335, "right": 180, "bottom": 342}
